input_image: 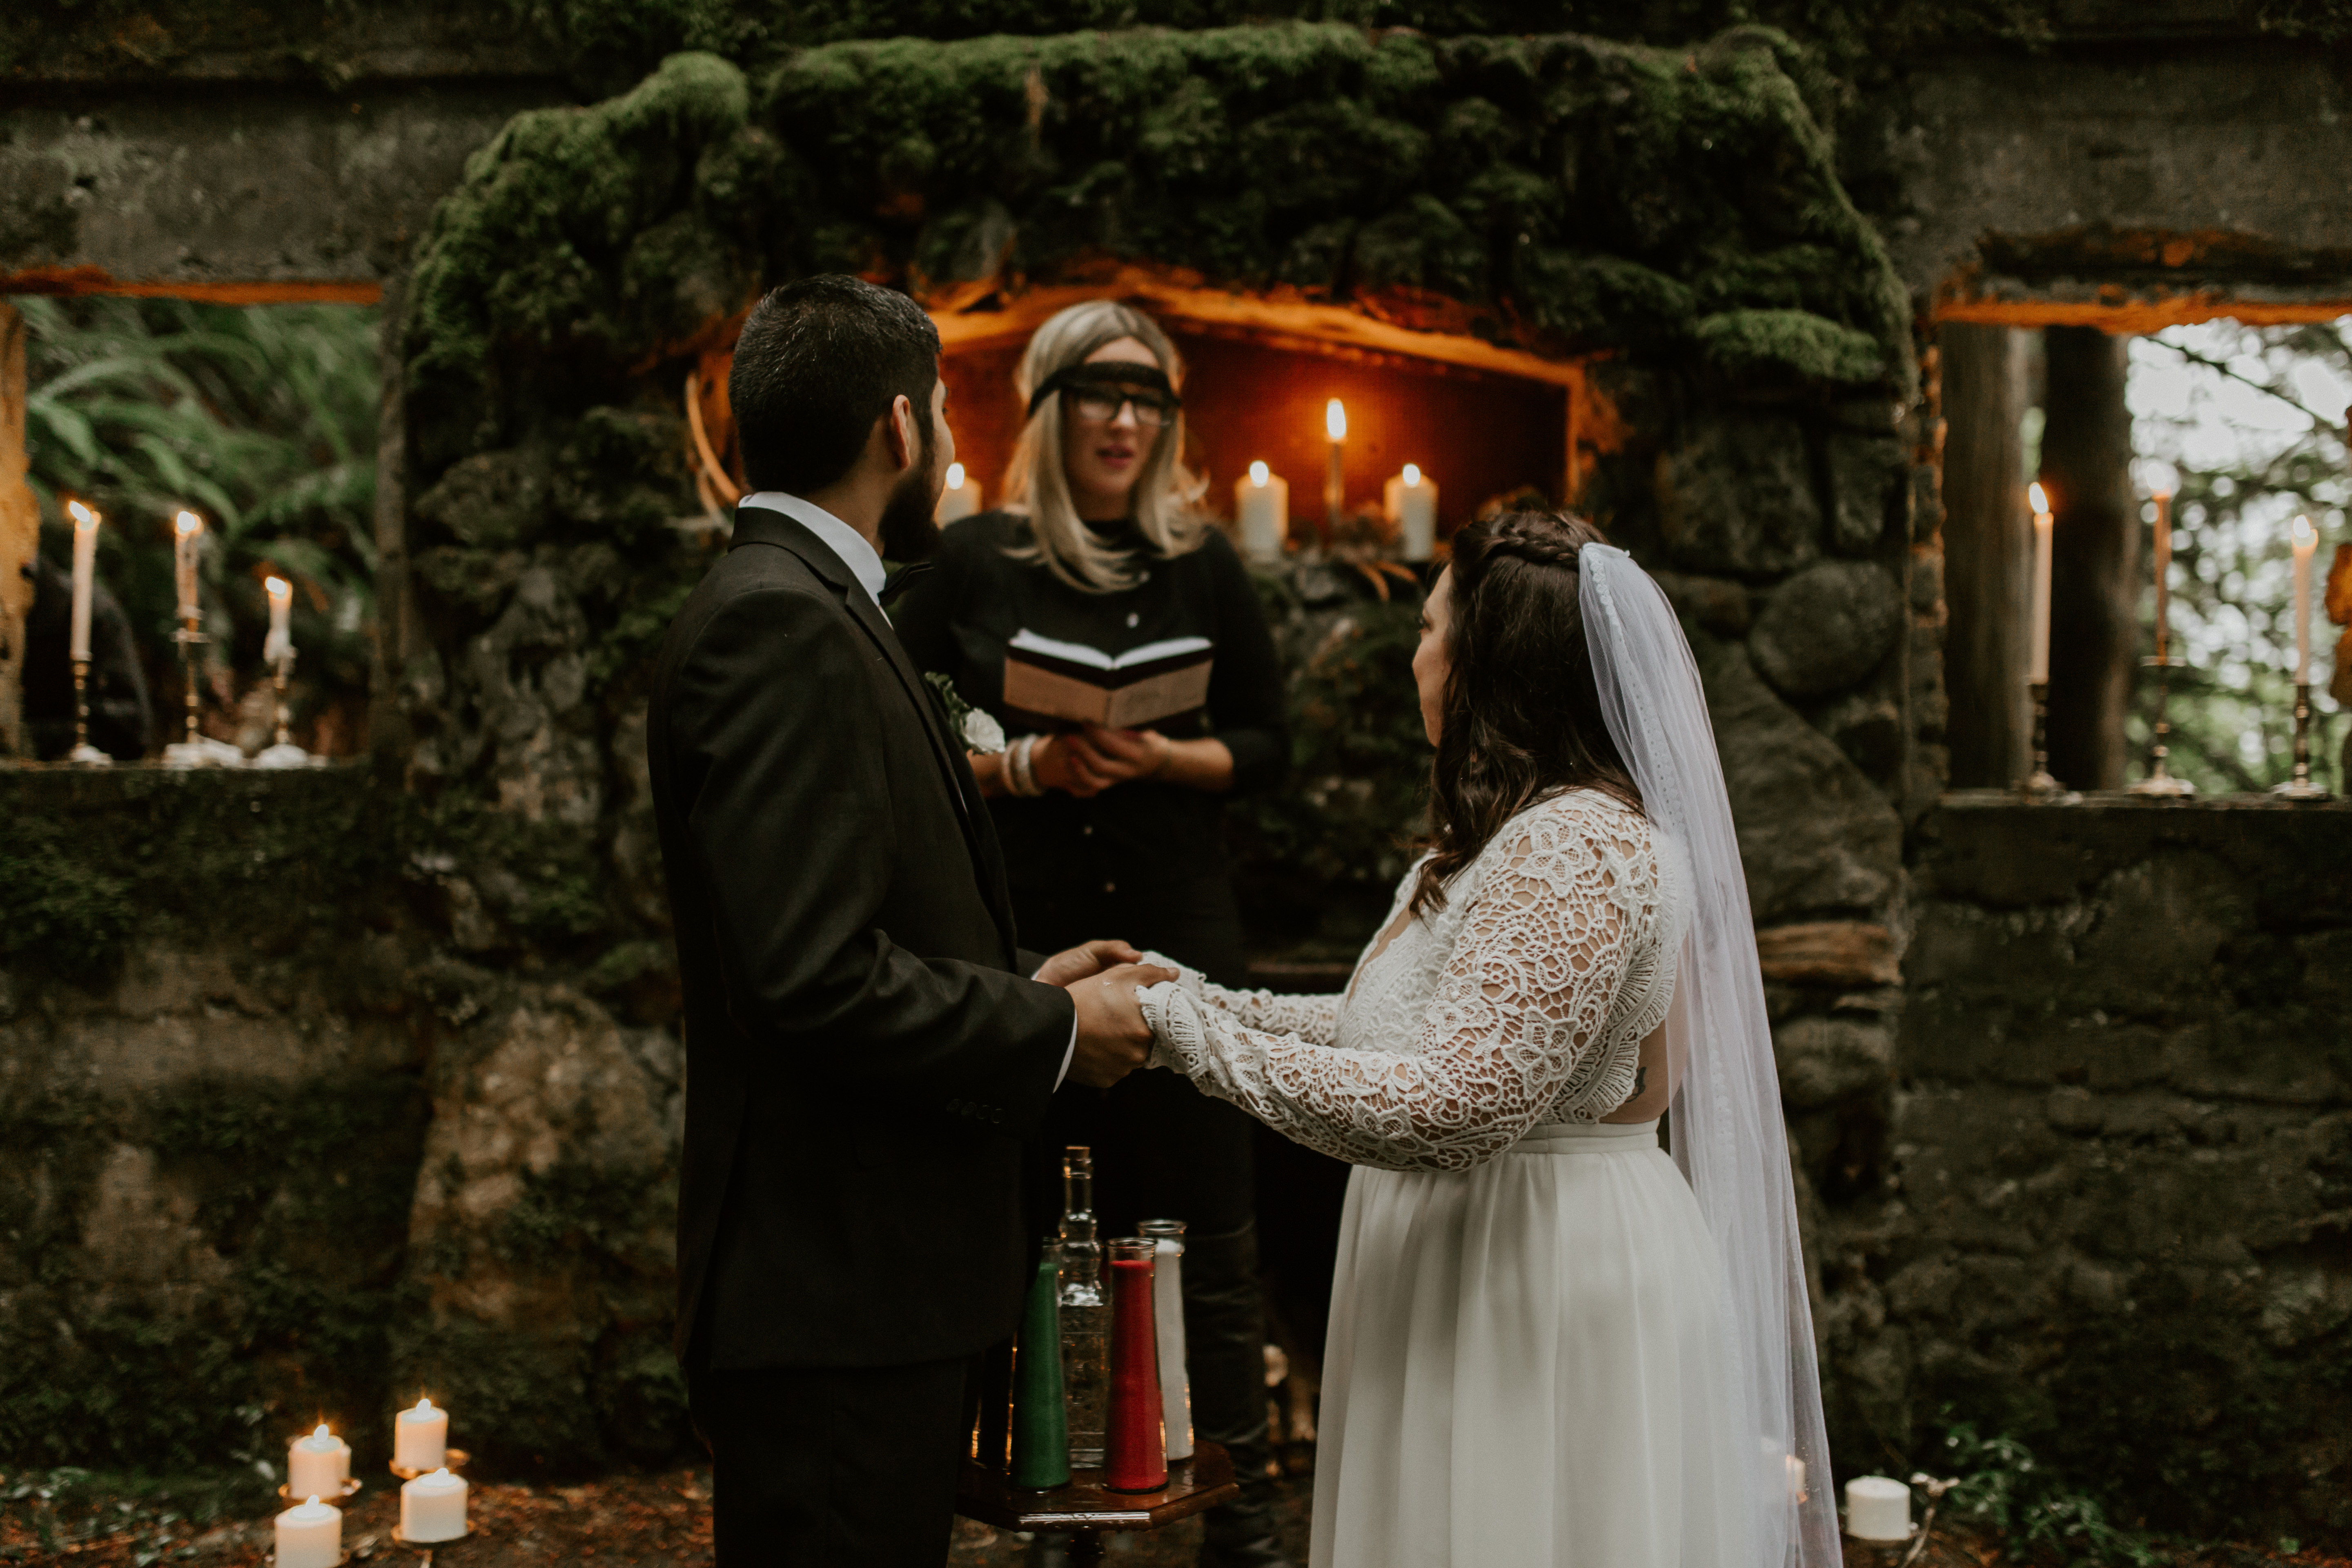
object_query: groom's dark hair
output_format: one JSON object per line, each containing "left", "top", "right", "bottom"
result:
{"left": 1412, "top": 510, "right": 1641, "bottom": 916}
{"left": 730, "top": 275, "right": 942, "bottom": 495}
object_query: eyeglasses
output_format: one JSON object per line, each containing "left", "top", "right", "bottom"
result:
{"left": 1067, "top": 390, "right": 1174, "bottom": 429}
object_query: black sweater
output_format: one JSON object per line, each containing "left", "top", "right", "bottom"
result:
{"left": 891, "top": 509, "right": 1290, "bottom": 915}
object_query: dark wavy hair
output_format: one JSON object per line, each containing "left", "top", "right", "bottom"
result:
{"left": 1409, "top": 510, "right": 1643, "bottom": 916}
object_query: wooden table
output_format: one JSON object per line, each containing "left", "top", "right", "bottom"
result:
{"left": 956, "top": 1442, "right": 1240, "bottom": 1565}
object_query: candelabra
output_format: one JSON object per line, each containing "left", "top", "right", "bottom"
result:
{"left": 2019, "top": 681, "right": 2073, "bottom": 802}
{"left": 66, "top": 659, "right": 110, "bottom": 765}
{"left": 2271, "top": 682, "right": 2330, "bottom": 800}
{"left": 160, "top": 615, "right": 220, "bottom": 768}
{"left": 2127, "top": 654, "right": 2195, "bottom": 797}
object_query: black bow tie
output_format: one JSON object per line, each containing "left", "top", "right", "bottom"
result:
{"left": 879, "top": 561, "right": 935, "bottom": 609}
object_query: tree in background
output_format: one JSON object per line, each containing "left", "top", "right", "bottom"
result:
{"left": 19, "top": 296, "right": 381, "bottom": 754}
{"left": 2126, "top": 320, "right": 2347, "bottom": 793}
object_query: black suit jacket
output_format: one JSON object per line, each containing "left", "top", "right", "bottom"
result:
{"left": 648, "top": 503, "right": 1074, "bottom": 1371}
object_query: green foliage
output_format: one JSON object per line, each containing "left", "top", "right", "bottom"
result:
{"left": 19, "top": 296, "right": 383, "bottom": 734}
{"left": 2123, "top": 321, "right": 2346, "bottom": 792}
{"left": 0, "top": 816, "right": 136, "bottom": 980}
{"left": 1, "top": 1465, "right": 278, "bottom": 1560}
{"left": 1937, "top": 1421, "right": 2164, "bottom": 1566}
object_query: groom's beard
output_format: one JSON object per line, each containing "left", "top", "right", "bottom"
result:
{"left": 878, "top": 428, "right": 943, "bottom": 563}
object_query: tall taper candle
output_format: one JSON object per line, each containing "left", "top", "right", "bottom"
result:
{"left": 1324, "top": 398, "right": 1347, "bottom": 536}
{"left": 265, "top": 576, "right": 294, "bottom": 665}
{"left": 174, "top": 510, "right": 204, "bottom": 618}
{"left": 2292, "top": 514, "right": 2318, "bottom": 683}
{"left": 1008, "top": 1243, "right": 1070, "bottom": 1489}
{"left": 2027, "top": 483, "right": 2054, "bottom": 685}
{"left": 2151, "top": 490, "right": 2172, "bottom": 660}
{"left": 67, "top": 502, "right": 100, "bottom": 663}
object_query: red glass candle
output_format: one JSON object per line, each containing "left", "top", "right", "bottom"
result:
{"left": 1102, "top": 1239, "right": 1166, "bottom": 1492}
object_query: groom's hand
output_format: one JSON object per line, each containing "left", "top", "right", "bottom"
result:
{"left": 1068, "top": 962, "right": 1176, "bottom": 1088}
{"left": 1033, "top": 938, "right": 1145, "bottom": 989}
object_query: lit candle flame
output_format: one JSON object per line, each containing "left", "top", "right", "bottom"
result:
{"left": 314, "top": 1423, "right": 330, "bottom": 1440}
{"left": 432, "top": 1468, "right": 451, "bottom": 1481}
{"left": 2028, "top": 482, "right": 2049, "bottom": 516}
{"left": 176, "top": 510, "right": 203, "bottom": 538}
{"left": 945, "top": 461, "right": 965, "bottom": 491}
{"left": 415, "top": 1398, "right": 434, "bottom": 1413}
{"left": 69, "top": 500, "right": 98, "bottom": 527}
{"left": 1325, "top": 399, "right": 1346, "bottom": 442}
{"left": 307, "top": 1495, "right": 322, "bottom": 1507}
{"left": 1402, "top": 463, "right": 1421, "bottom": 487}
{"left": 2292, "top": 514, "right": 2317, "bottom": 550}
{"left": 267, "top": 576, "right": 292, "bottom": 601}
{"left": 1249, "top": 461, "right": 1269, "bottom": 487}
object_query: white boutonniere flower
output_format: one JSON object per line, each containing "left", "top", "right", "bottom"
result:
{"left": 962, "top": 707, "right": 1007, "bottom": 754}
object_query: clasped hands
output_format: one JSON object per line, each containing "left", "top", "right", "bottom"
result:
{"left": 1027, "top": 724, "right": 1172, "bottom": 798}
{"left": 1034, "top": 938, "right": 1170, "bottom": 1088}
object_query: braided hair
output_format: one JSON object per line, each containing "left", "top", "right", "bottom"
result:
{"left": 1408, "top": 510, "right": 1643, "bottom": 916}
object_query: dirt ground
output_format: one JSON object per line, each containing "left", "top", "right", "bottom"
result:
{"left": 1, "top": 1465, "right": 2340, "bottom": 1567}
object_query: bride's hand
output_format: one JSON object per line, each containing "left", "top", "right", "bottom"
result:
{"left": 1033, "top": 938, "right": 1145, "bottom": 988}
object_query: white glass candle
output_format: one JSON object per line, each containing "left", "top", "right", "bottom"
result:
{"left": 400, "top": 1467, "right": 468, "bottom": 1543}
{"left": 174, "top": 510, "right": 204, "bottom": 619}
{"left": 2291, "top": 514, "right": 2318, "bottom": 684}
{"left": 936, "top": 461, "right": 980, "bottom": 524}
{"left": 274, "top": 1495, "right": 342, "bottom": 1568}
{"left": 265, "top": 576, "right": 294, "bottom": 665}
{"left": 1236, "top": 462, "right": 1289, "bottom": 564}
{"left": 1145, "top": 1227, "right": 1193, "bottom": 1463}
{"left": 288, "top": 1423, "right": 350, "bottom": 1498}
{"left": 394, "top": 1398, "right": 447, "bottom": 1472}
{"left": 67, "top": 502, "right": 100, "bottom": 663}
{"left": 1385, "top": 464, "right": 1438, "bottom": 562}
{"left": 1845, "top": 1474, "right": 1911, "bottom": 1541}
{"left": 2027, "top": 483, "right": 2054, "bottom": 685}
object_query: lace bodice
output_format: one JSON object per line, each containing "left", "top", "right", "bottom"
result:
{"left": 1139, "top": 788, "right": 1690, "bottom": 1172}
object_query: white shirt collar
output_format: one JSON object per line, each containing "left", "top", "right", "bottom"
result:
{"left": 738, "top": 492, "right": 887, "bottom": 608}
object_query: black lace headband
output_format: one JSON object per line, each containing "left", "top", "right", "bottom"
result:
{"left": 1026, "top": 360, "right": 1180, "bottom": 418}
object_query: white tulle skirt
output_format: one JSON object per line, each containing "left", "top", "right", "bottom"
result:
{"left": 1310, "top": 1120, "right": 1758, "bottom": 1568}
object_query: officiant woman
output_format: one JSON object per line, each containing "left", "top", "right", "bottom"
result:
{"left": 891, "top": 301, "right": 1293, "bottom": 1568}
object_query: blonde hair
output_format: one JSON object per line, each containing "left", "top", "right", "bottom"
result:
{"left": 1000, "top": 301, "right": 1209, "bottom": 592}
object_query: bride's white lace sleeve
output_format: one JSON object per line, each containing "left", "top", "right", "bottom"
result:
{"left": 1136, "top": 951, "right": 1343, "bottom": 1047}
{"left": 1138, "top": 809, "right": 1659, "bottom": 1172}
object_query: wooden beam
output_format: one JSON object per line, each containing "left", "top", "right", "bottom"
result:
{"left": 927, "top": 265, "right": 1588, "bottom": 390}
{"left": 1936, "top": 293, "right": 2352, "bottom": 333}
{"left": 0, "top": 266, "right": 384, "bottom": 305}
{"left": 0, "top": 303, "right": 35, "bottom": 757}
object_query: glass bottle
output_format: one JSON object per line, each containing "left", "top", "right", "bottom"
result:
{"left": 1137, "top": 1218, "right": 1194, "bottom": 1462}
{"left": 1058, "top": 1146, "right": 1109, "bottom": 1469}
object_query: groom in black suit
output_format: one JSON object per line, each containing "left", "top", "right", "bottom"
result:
{"left": 648, "top": 276, "right": 1171, "bottom": 1565}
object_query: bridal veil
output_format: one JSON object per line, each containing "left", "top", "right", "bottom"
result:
{"left": 1579, "top": 544, "right": 1842, "bottom": 1568}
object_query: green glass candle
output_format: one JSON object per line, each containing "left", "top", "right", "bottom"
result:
{"left": 1009, "top": 1242, "right": 1071, "bottom": 1489}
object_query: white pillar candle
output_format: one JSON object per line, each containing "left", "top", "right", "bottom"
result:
{"left": 394, "top": 1397, "right": 447, "bottom": 1472}
{"left": 936, "top": 461, "right": 980, "bottom": 524}
{"left": 274, "top": 1495, "right": 342, "bottom": 1568}
{"left": 287, "top": 1423, "right": 350, "bottom": 1498}
{"left": 2291, "top": 514, "right": 2317, "bottom": 683}
{"left": 1845, "top": 1474, "right": 1911, "bottom": 1541}
{"left": 264, "top": 576, "right": 294, "bottom": 665}
{"left": 400, "top": 1467, "right": 468, "bottom": 1543}
{"left": 1147, "top": 1231, "right": 1193, "bottom": 1463}
{"left": 67, "top": 502, "right": 100, "bottom": 663}
{"left": 174, "top": 510, "right": 204, "bottom": 619}
{"left": 2027, "top": 483, "right": 2054, "bottom": 685}
{"left": 1236, "top": 462, "right": 1289, "bottom": 564}
{"left": 1385, "top": 464, "right": 1438, "bottom": 561}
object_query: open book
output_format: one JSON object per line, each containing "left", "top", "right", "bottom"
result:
{"left": 1002, "top": 630, "right": 1215, "bottom": 729}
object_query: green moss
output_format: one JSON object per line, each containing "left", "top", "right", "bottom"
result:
{"left": 1695, "top": 307, "right": 1886, "bottom": 384}
{"left": 0, "top": 817, "right": 136, "bottom": 981}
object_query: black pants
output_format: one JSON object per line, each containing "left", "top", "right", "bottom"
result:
{"left": 689, "top": 1356, "right": 973, "bottom": 1567}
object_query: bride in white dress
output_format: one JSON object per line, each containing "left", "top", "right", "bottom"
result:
{"left": 1128, "top": 512, "right": 1841, "bottom": 1568}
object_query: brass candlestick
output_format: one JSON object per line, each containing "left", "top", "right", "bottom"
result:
{"left": 2020, "top": 681, "right": 2072, "bottom": 801}
{"left": 2271, "top": 682, "right": 2330, "bottom": 800}
{"left": 67, "top": 658, "right": 110, "bottom": 765}
{"left": 2129, "top": 655, "right": 2195, "bottom": 797}
{"left": 253, "top": 647, "right": 310, "bottom": 769}
{"left": 176, "top": 616, "right": 204, "bottom": 747}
